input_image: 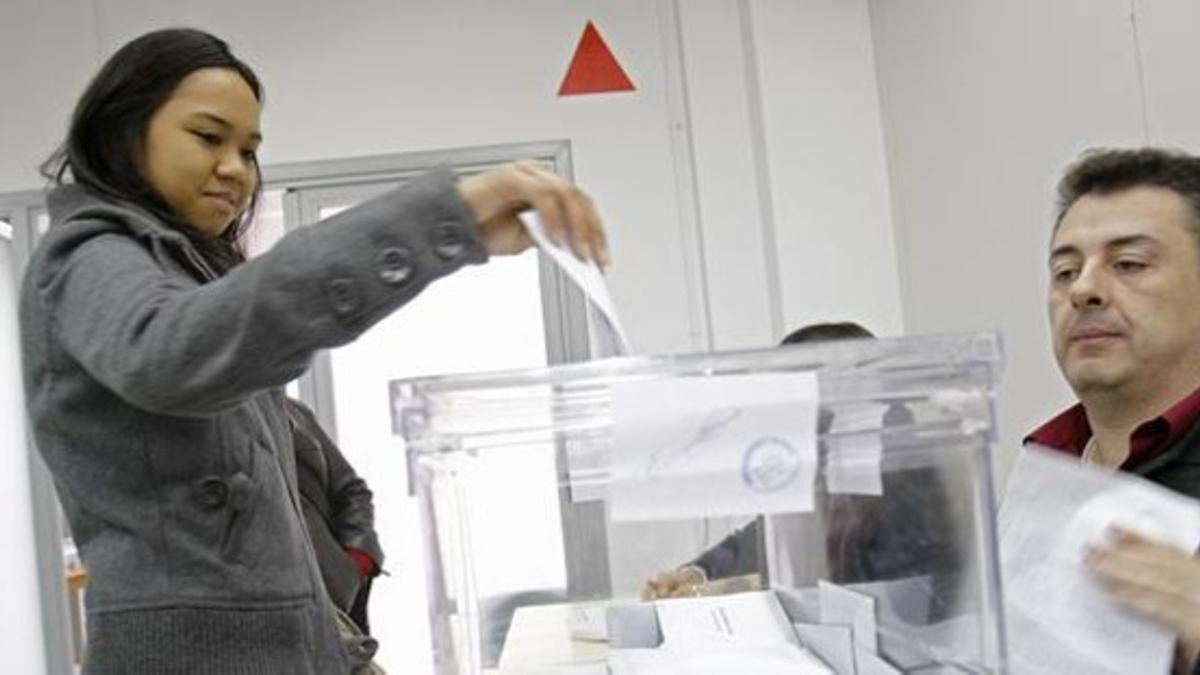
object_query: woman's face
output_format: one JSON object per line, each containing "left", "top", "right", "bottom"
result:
{"left": 138, "top": 67, "right": 262, "bottom": 237}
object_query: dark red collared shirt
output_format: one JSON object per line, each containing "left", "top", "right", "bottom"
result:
{"left": 1026, "top": 382, "right": 1200, "bottom": 469}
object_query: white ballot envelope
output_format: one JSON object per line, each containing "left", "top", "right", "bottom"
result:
{"left": 607, "top": 591, "right": 832, "bottom": 674}
{"left": 519, "top": 211, "right": 630, "bottom": 354}
{"left": 1001, "top": 446, "right": 1200, "bottom": 675}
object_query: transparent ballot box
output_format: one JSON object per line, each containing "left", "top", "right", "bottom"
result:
{"left": 390, "top": 333, "right": 1007, "bottom": 674}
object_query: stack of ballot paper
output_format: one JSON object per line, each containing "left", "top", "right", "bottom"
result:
{"left": 1001, "top": 447, "right": 1200, "bottom": 675}
{"left": 605, "top": 588, "right": 904, "bottom": 675}
{"left": 791, "top": 582, "right": 902, "bottom": 675}
{"left": 567, "top": 605, "right": 609, "bottom": 643}
{"left": 608, "top": 643, "right": 833, "bottom": 675}
{"left": 609, "top": 591, "right": 831, "bottom": 674}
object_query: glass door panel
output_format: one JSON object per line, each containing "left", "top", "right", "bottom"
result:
{"left": 305, "top": 186, "right": 565, "bottom": 674}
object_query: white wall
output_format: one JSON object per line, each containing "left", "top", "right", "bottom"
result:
{"left": 0, "top": 0, "right": 903, "bottom": 354}
{"left": 23, "top": 0, "right": 1200, "bottom": 667}
{"left": 676, "top": 0, "right": 902, "bottom": 350}
{"left": 0, "top": 237, "right": 46, "bottom": 674}
{"left": 0, "top": 1, "right": 99, "bottom": 192}
{"left": 869, "top": 0, "right": 1152, "bottom": 475}
{"left": 608, "top": 0, "right": 903, "bottom": 593}
{"left": 20, "top": 0, "right": 1200, "bottom": 668}
{"left": 870, "top": 0, "right": 1200, "bottom": 476}
{"left": 749, "top": 0, "right": 903, "bottom": 339}
{"left": 1135, "top": 1, "right": 1200, "bottom": 150}
{"left": 0, "top": 0, "right": 904, "bottom": 671}
{"left": 45, "top": 0, "right": 702, "bottom": 356}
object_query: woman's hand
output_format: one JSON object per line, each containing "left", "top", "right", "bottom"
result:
{"left": 456, "top": 161, "right": 610, "bottom": 267}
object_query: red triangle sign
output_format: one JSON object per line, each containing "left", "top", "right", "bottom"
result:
{"left": 558, "top": 21, "right": 636, "bottom": 96}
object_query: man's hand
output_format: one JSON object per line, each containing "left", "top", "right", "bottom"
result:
{"left": 641, "top": 565, "right": 706, "bottom": 601}
{"left": 456, "top": 161, "right": 610, "bottom": 266}
{"left": 1086, "top": 527, "right": 1200, "bottom": 672}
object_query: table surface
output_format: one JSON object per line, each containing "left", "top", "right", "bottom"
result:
{"left": 496, "top": 599, "right": 613, "bottom": 671}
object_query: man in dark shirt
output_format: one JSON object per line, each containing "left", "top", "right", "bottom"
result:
{"left": 1028, "top": 147, "right": 1200, "bottom": 672}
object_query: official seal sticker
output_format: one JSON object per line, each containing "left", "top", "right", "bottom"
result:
{"left": 741, "top": 436, "right": 800, "bottom": 493}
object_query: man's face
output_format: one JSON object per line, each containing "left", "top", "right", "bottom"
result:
{"left": 1048, "top": 187, "right": 1200, "bottom": 398}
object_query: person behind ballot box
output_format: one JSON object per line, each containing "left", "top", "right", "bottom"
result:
{"left": 643, "top": 322, "right": 963, "bottom": 624}
{"left": 1026, "top": 147, "right": 1200, "bottom": 674}
{"left": 20, "top": 27, "right": 609, "bottom": 675}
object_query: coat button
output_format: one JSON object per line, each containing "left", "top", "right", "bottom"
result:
{"left": 433, "top": 222, "right": 467, "bottom": 260}
{"left": 227, "top": 472, "right": 253, "bottom": 511}
{"left": 196, "top": 477, "right": 229, "bottom": 509}
{"left": 328, "top": 278, "right": 361, "bottom": 315}
{"left": 377, "top": 247, "right": 414, "bottom": 286}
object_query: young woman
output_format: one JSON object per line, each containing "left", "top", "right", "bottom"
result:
{"left": 21, "top": 27, "right": 607, "bottom": 674}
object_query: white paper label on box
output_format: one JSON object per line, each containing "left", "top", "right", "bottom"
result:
{"left": 610, "top": 373, "right": 819, "bottom": 522}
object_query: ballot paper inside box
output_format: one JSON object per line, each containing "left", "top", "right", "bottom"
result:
{"left": 390, "top": 332, "right": 1008, "bottom": 674}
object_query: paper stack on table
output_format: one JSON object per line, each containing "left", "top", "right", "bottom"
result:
{"left": 608, "top": 643, "right": 834, "bottom": 675}
{"left": 610, "top": 591, "right": 833, "bottom": 674}
{"left": 605, "top": 587, "right": 909, "bottom": 674}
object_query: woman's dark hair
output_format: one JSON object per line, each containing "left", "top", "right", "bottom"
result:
{"left": 41, "top": 28, "right": 264, "bottom": 272}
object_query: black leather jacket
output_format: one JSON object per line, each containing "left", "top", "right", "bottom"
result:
{"left": 286, "top": 399, "right": 384, "bottom": 613}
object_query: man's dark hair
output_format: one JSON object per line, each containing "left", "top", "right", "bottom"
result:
{"left": 1055, "top": 148, "right": 1200, "bottom": 245}
{"left": 41, "top": 28, "right": 264, "bottom": 272}
{"left": 780, "top": 321, "right": 874, "bottom": 346}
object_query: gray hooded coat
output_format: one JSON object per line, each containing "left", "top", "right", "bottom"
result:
{"left": 20, "top": 169, "right": 485, "bottom": 674}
